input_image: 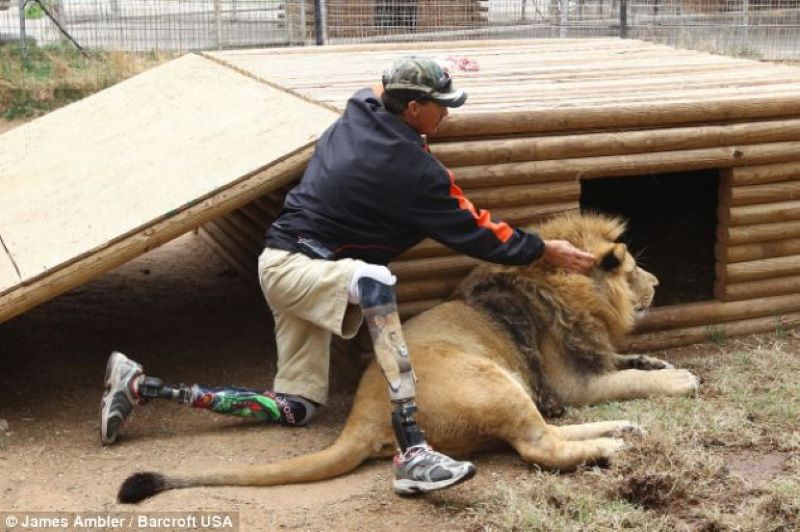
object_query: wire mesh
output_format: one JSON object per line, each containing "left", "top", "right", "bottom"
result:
{"left": 0, "top": 0, "right": 799, "bottom": 60}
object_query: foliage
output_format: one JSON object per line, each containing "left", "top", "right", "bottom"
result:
{"left": 0, "top": 42, "right": 168, "bottom": 119}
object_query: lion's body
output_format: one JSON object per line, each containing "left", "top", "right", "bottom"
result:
{"left": 119, "top": 213, "right": 700, "bottom": 502}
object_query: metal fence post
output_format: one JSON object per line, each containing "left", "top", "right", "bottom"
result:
{"left": 620, "top": 0, "right": 628, "bottom": 38}
{"left": 214, "top": 0, "right": 222, "bottom": 49}
{"left": 560, "top": 0, "right": 569, "bottom": 38}
{"left": 18, "top": 0, "right": 28, "bottom": 61}
{"left": 314, "top": 0, "right": 327, "bottom": 45}
{"left": 742, "top": 0, "right": 749, "bottom": 46}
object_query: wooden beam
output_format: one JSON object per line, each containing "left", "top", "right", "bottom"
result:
{"left": 432, "top": 119, "right": 800, "bottom": 167}
{"left": 728, "top": 199, "right": 800, "bottom": 225}
{"left": 719, "top": 238, "right": 800, "bottom": 264}
{"left": 718, "top": 254, "right": 800, "bottom": 283}
{"left": 731, "top": 160, "right": 800, "bottom": 185}
{"left": 729, "top": 180, "right": 800, "bottom": 206}
{"left": 718, "top": 275, "right": 800, "bottom": 301}
{"left": 634, "top": 293, "right": 800, "bottom": 332}
{"left": 467, "top": 182, "right": 580, "bottom": 208}
{"left": 0, "top": 146, "right": 313, "bottom": 324}
{"left": 391, "top": 255, "right": 480, "bottom": 282}
{"left": 454, "top": 142, "right": 800, "bottom": 188}
{"left": 396, "top": 277, "right": 461, "bottom": 303}
{"left": 198, "top": 224, "right": 258, "bottom": 287}
{"left": 720, "top": 219, "right": 800, "bottom": 246}
{"left": 436, "top": 94, "right": 800, "bottom": 138}
{"left": 625, "top": 312, "right": 800, "bottom": 352}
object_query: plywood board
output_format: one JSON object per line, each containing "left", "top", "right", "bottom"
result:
{"left": 206, "top": 38, "right": 790, "bottom": 117}
{"left": 0, "top": 242, "right": 20, "bottom": 294}
{"left": 0, "top": 53, "right": 338, "bottom": 296}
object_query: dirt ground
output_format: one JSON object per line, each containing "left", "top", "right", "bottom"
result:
{"left": 0, "top": 231, "right": 499, "bottom": 531}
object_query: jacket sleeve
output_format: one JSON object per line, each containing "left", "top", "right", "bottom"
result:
{"left": 407, "top": 161, "right": 545, "bottom": 266}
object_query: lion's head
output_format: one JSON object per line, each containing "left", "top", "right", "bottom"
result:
{"left": 531, "top": 212, "right": 659, "bottom": 340}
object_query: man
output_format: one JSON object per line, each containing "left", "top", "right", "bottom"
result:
{"left": 101, "top": 56, "right": 595, "bottom": 495}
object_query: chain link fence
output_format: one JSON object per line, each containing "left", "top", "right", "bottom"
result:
{"left": 0, "top": 0, "right": 798, "bottom": 60}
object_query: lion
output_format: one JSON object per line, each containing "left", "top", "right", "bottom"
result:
{"left": 118, "top": 212, "right": 700, "bottom": 503}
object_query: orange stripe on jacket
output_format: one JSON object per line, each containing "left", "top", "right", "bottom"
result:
{"left": 447, "top": 169, "right": 513, "bottom": 243}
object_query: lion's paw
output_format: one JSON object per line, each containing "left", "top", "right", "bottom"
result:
{"left": 605, "top": 421, "right": 646, "bottom": 438}
{"left": 594, "top": 437, "right": 627, "bottom": 465}
{"left": 633, "top": 354, "right": 675, "bottom": 370}
{"left": 661, "top": 368, "right": 701, "bottom": 396}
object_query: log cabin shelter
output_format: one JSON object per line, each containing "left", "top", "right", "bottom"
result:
{"left": 1, "top": 38, "right": 799, "bottom": 352}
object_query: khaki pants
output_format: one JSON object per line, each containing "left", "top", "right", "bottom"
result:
{"left": 258, "top": 248, "right": 365, "bottom": 405}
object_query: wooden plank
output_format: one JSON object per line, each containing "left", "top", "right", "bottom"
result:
{"left": 198, "top": 225, "right": 258, "bottom": 287}
{"left": 731, "top": 161, "right": 800, "bottom": 185}
{"left": 432, "top": 119, "right": 800, "bottom": 168}
{"left": 719, "top": 254, "right": 800, "bottom": 283}
{"left": 626, "top": 312, "right": 800, "bottom": 352}
{"left": 0, "top": 145, "right": 315, "bottom": 324}
{"left": 720, "top": 238, "right": 800, "bottom": 264}
{"left": 0, "top": 53, "right": 337, "bottom": 300}
{"left": 467, "top": 182, "right": 579, "bottom": 208}
{"left": 728, "top": 200, "right": 800, "bottom": 225}
{"left": 721, "top": 220, "right": 800, "bottom": 245}
{"left": 634, "top": 293, "right": 800, "bottom": 333}
{"left": 0, "top": 242, "right": 20, "bottom": 294}
{"left": 719, "top": 276, "right": 800, "bottom": 301}
{"left": 455, "top": 142, "right": 800, "bottom": 188}
{"left": 438, "top": 95, "right": 800, "bottom": 138}
{"left": 729, "top": 180, "right": 800, "bottom": 206}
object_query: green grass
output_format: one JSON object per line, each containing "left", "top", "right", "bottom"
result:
{"left": 436, "top": 330, "right": 800, "bottom": 530}
{"left": 0, "top": 42, "right": 169, "bottom": 119}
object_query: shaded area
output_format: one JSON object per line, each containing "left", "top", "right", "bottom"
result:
{"left": 580, "top": 170, "right": 719, "bottom": 306}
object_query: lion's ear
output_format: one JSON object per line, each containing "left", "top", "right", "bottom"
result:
{"left": 600, "top": 243, "right": 627, "bottom": 271}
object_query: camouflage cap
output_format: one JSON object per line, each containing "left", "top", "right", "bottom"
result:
{"left": 382, "top": 55, "right": 467, "bottom": 108}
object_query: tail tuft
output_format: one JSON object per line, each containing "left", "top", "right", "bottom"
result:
{"left": 118, "top": 472, "right": 168, "bottom": 503}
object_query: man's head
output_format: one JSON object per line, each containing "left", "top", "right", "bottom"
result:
{"left": 381, "top": 56, "right": 467, "bottom": 136}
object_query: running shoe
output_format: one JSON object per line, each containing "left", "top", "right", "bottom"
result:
{"left": 393, "top": 444, "right": 476, "bottom": 495}
{"left": 100, "top": 351, "right": 143, "bottom": 445}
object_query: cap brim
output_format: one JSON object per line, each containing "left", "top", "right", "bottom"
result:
{"left": 431, "top": 89, "right": 467, "bottom": 108}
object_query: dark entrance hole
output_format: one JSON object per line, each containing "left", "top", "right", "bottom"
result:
{"left": 580, "top": 170, "right": 719, "bottom": 307}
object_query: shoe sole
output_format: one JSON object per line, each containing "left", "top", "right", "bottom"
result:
{"left": 100, "top": 351, "right": 138, "bottom": 446}
{"left": 393, "top": 464, "right": 477, "bottom": 495}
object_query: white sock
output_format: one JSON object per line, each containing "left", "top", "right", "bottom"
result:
{"left": 347, "top": 264, "right": 396, "bottom": 304}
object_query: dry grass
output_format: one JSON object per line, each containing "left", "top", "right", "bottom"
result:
{"left": 0, "top": 42, "right": 170, "bottom": 119}
{"left": 443, "top": 328, "right": 800, "bottom": 531}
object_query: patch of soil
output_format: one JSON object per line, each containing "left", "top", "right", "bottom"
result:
{"left": 0, "top": 119, "right": 26, "bottom": 134}
{"left": 724, "top": 450, "right": 788, "bottom": 485}
{"left": 0, "top": 233, "right": 479, "bottom": 531}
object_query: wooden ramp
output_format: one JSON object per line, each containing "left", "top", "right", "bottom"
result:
{"left": 0, "top": 53, "right": 338, "bottom": 323}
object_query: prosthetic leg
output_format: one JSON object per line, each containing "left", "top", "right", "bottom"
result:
{"left": 100, "top": 350, "right": 315, "bottom": 445}
{"left": 355, "top": 273, "right": 476, "bottom": 493}
{"left": 357, "top": 276, "right": 424, "bottom": 451}
{"left": 135, "top": 377, "right": 315, "bottom": 425}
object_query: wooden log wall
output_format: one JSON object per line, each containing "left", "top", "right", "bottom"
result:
{"left": 202, "top": 39, "right": 800, "bottom": 352}
{"left": 206, "top": 119, "right": 800, "bottom": 352}
{"left": 713, "top": 164, "right": 800, "bottom": 306}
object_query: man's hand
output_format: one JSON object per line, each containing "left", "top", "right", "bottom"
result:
{"left": 540, "top": 239, "right": 596, "bottom": 274}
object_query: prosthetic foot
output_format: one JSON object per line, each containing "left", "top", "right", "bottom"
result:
{"left": 100, "top": 351, "right": 315, "bottom": 445}
{"left": 354, "top": 271, "right": 477, "bottom": 494}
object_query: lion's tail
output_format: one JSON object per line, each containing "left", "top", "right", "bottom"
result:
{"left": 117, "top": 424, "right": 380, "bottom": 503}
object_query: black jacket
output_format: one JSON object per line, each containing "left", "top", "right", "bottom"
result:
{"left": 264, "top": 88, "right": 544, "bottom": 266}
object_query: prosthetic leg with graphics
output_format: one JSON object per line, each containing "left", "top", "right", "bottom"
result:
{"left": 353, "top": 267, "right": 477, "bottom": 494}
{"left": 100, "top": 351, "right": 315, "bottom": 445}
